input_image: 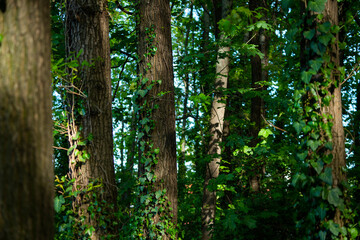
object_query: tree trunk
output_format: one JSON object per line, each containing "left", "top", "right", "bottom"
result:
{"left": 249, "top": 0, "right": 269, "bottom": 192}
{"left": 65, "top": 1, "right": 117, "bottom": 239}
{"left": 202, "top": 1, "right": 231, "bottom": 239}
{"left": 138, "top": 0, "right": 177, "bottom": 238}
{"left": 0, "top": 1, "right": 53, "bottom": 239}
{"left": 322, "top": 0, "right": 346, "bottom": 229}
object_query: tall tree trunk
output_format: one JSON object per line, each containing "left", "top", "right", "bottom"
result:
{"left": 65, "top": 1, "right": 117, "bottom": 239}
{"left": 179, "top": 4, "right": 193, "bottom": 198}
{"left": 322, "top": 0, "right": 346, "bottom": 229}
{"left": 138, "top": 0, "right": 177, "bottom": 238}
{"left": 298, "top": 0, "right": 346, "bottom": 237}
{"left": 248, "top": 0, "right": 269, "bottom": 192}
{"left": 0, "top": 1, "right": 53, "bottom": 239}
{"left": 202, "top": 0, "right": 231, "bottom": 239}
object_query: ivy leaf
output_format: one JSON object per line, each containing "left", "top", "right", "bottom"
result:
{"left": 319, "top": 33, "right": 333, "bottom": 46}
{"left": 293, "top": 121, "right": 302, "bottom": 134}
{"left": 319, "top": 167, "right": 332, "bottom": 186}
{"left": 307, "top": 139, "right": 321, "bottom": 151}
{"left": 310, "top": 160, "right": 324, "bottom": 175}
{"left": 258, "top": 128, "right": 273, "bottom": 138}
{"left": 318, "top": 22, "right": 331, "bottom": 33}
{"left": 155, "top": 190, "right": 162, "bottom": 199}
{"left": 308, "top": 0, "right": 327, "bottom": 12}
{"left": 319, "top": 230, "right": 326, "bottom": 240}
{"left": 328, "top": 187, "right": 342, "bottom": 207}
{"left": 146, "top": 172, "right": 154, "bottom": 181}
{"left": 138, "top": 89, "right": 147, "bottom": 98}
{"left": 301, "top": 71, "right": 312, "bottom": 84}
{"left": 349, "top": 228, "right": 358, "bottom": 239}
{"left": 297, "top": 151, "right": 308, "bottom": 161}
{"left": 327, "top": 220, "right": 340, "bottom": 236}
{"left": 303, "top": 29, "right": 315, "bottom": 40}
{"left": 309, "top": 58, "right": 323, "bottom": 72}
{"left": 54, "top": 195, "right": 65, "bottom": 213}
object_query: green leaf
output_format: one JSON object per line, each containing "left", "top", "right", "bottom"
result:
{"left": 258, "top": 129, "right": 273, "bottom": 138}
{"left": 297, "top": 151, "right": 308, "bottom": 161}
{"left": 319, "top": 33, "right": 333, "bottom": 46}
{"left": 319, "top": 230, "right": 326, "bottom": 240}
{"left": 319, "top": 167, "right": 332, "bottom": 186}
{"left": 310, "top": 160, "right": 324, "bottom": 175}
{"left": 138, "top": 89, "right": 147, "bottom": 98}
{"left": 328, "top": 220, "right": 340, "bottom": 236}
{"left": 307, "top": 139, "right": 321, "bottom": 151}
{"left": 54, "top": 195, "right": 65, "bottom": 213}
{"left": 328, "top": 187, "right": 342, "bottom": 207}
{"left": 293, "top": 121, "right": 302, "bottom": 134}
{"left": 349, "top": 228, "right": 358, "bottom": 239}
{"left": 308, "top": 0, "right": 327, "bottom": 12}
{"left": 146, "top": 172, "right": 154, "bottom": 181}
{"left": 318, "top": 22, "right": 331, "bottom": 33}
{"left": 309, "top": 58, "right": 323, "bottom": 72}
{"left": 301, "top": 71, "right": 312, "bottom": 84}
{"left": 155, "top": 190, "right": 162, "bottom": 199}
{"left": 303, "top": 29, "right": 315, "bottom": 40}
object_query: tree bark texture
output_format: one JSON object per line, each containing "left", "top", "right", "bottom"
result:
{"left": 65, "top": 0, "right": 116, "bottom": 238}
{"left": 249, "top": 0, "right": 269, "bottom": 192}
{"left": 322, "top": 0, "right": 346, "bottom": 228}
{"left": 0, "top": 1, "right": 53, "bottom": 239}
{"left": 202, "top": 1, "right": 231, "bottom": 239}
{"left": 138, "top": 0, "right": 178, "bottom": 237}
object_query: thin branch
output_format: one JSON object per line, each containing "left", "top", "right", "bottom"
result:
{"left": 53, "top": 146, "right": 68, "bottom": 151}
{"left": 115, "top": 1, "right": 133, "bottom": 15}
{"left": 341, "top": 60, "right": 360, "bottom": 85}
{"left": 261, "top": 114, "right": 287, "bottom": 133}
{"left": 112, "top": 56, "right": 130, "bottom": 102}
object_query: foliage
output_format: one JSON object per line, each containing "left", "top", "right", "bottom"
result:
{"left": 50, "top": 0, "right": 360, "bottom": 239}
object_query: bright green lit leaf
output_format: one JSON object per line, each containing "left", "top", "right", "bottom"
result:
{"left": 349, "top": 228, "right": 358, "bottom": 239}
{"left": 54, "top": 195, "right": 65, "bottom": 213}
{"left": 258, "top": 129, "right": 273, "bottom": 138}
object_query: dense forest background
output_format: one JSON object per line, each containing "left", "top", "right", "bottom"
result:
{"left": 1, "top": 0, "right": 360, "bottom": 239}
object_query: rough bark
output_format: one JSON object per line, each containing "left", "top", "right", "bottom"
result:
{"left": 249, "top": 0, "right": 269, "bottom": 192}
{"left": 138, "top": 0, "right": 177, "bottom": 237}
{"left": 201, "top": 0, "right": 231, "bottom": 239}
{"left": 65, "top": 1, "right": 116, "bottom": 239}
{"left": 0, "top": 1, "right": 53, "bottom": 239}
{"left": 322, "top": 0, "right": 346, "bottom": 229}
